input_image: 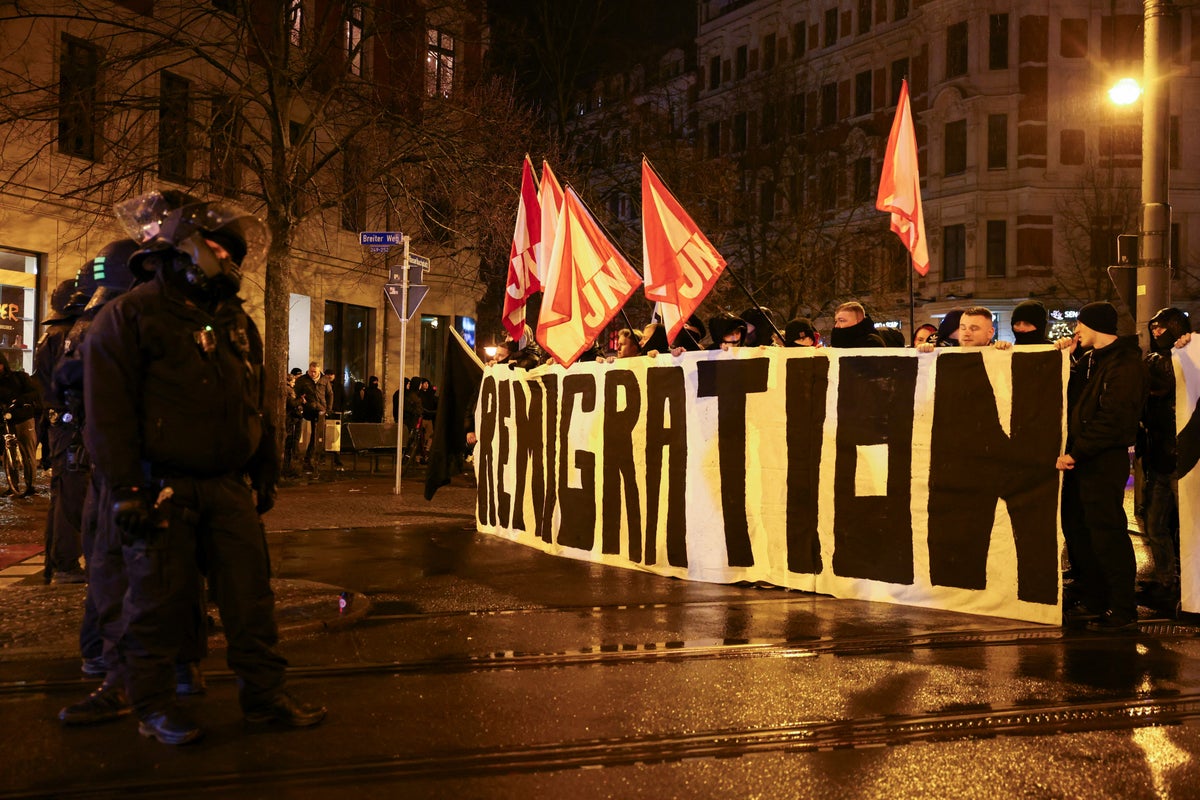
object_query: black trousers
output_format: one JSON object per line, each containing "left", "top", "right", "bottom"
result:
{"left": 43, "top": 424, "right": 86, "bottom": 578}
{"left": 119, "top": 473, "right": 286, "bottom": 714}
{"left": 1061, "top": 447, "right": 1137, "bottom": 620}
{"left": 80, "top": 474, "right": 207, "bottom": 679}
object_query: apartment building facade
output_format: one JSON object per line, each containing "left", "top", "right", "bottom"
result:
{"left": 689, "top": 0, "right": 1200, "bottom": 338}
{"left": 0, "top": 0, "right": 488, "bottom": 403}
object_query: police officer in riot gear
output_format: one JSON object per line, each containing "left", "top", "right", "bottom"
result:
{"left": 81, "top": 191, "right": 324, "bottom": 744}
{"left": 35, "top": 276, "right": 91, "bottom": 583}
{"left": 57, "top": 238, "right": 211, "bottom": 726}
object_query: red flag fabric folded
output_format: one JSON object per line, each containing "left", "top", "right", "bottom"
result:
{"left": 876, "top": 79, "right": 929, "bottom": 276}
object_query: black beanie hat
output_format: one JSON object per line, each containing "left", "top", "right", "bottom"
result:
{"left": 784, "top": 318, "right": 817, "bottom": 346}
{"left": 1077, "top": 302, "right": 1118, "bottom": 335}
{"left": 1011, "top": 300, "right": 1048, "bottom": 331}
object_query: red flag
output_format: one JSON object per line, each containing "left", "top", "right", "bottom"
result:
{"left": 502, "top": 156, "right": 541, "bottom": 340}
{"left": 537, "top": 161, "right": 564, "bottom": 287}
{"left": 876, "top": 79, "right": 929, "bottom": 276}
{"left": 536, "top": 187, "right": 643, "bottom": 367}
{"left": 641, "top": 158, "right": 727, "bottom": 344}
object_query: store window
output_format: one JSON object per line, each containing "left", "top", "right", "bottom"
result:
{"left": 0, "top": 248, "right": 38, "bottom": 373}
{"left": 323, "top": 300, "right": 374, "bottom": 418}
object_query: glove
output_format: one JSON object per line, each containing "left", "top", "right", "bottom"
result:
{"left": 112, "top": 486, "right": 152, "bottom": 544}
{"left": 255, "top": 483, "right": 276, "bottom": 515}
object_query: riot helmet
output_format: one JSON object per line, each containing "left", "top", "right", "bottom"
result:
{"left": 115, "top": 190, "right": 268, "bottom": 301}
{"left": 42, "top": 279, "right": 77, "bottom": 324}
{"left": 79, "top": 238, "right": 141, "bottom": 312}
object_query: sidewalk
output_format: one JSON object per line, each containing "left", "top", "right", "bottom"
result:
{"left": 0, "top": 468, "right": 478, "bottom": 663}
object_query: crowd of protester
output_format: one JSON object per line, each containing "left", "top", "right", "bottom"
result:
{"left": 481, "top": 298, "right": 1190, "bottom": 631}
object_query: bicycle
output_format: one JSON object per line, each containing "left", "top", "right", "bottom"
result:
{"left": 2, "top": 406, "right": 30, "bottom": 496}
{"left": 403, "top": 415, "right": 426, "bottom": 465}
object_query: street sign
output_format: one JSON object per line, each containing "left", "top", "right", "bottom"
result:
{"left": 390, "top": 265, "right": 425, "bottom": 285}
{"left": 360, "top": 232, "right": 402, "bottom": 246}
{"left": 384, "top": 283, "right": 429, "bottom": 322}
{"left": 407, "top": 252, "right": 430, "bottom": 271}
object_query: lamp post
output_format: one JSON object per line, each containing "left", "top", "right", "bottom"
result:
{"left": 1138, "top": 0, "right": 1175, "bottom": 350}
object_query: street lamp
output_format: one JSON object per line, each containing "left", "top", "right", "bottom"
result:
{"left": 1108, "top": 77, "right": 1143, "bottom": 106}
{"left": 1137, "top": 0, "right": 1175, "bottom": 351}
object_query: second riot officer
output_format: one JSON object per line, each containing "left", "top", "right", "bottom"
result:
{"left": 82, "top": 190, "right": 325, "bottom": 745}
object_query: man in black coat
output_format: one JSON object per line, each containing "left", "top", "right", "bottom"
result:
{"left": 1056, "top": 301, "right": 1147, "bottom": 631}
{"left": 828, "top": 301, "right": 884, "bottom": 348}
{"left": 82, "top": 190, "right": 323, "bottom": 744}
{"left": 0, "top": 351, "right": 42, "bottom": 495}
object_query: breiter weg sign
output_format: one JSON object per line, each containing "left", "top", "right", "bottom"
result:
{"left": 474, "top": 346, "right": 1071, "bottom": 624}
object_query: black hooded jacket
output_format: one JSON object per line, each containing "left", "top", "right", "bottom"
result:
{"left": 1142, "top": 307, "right": 1192, "bottom": 473}
{"left": 0, "top": 353, "right": 40, "bottom": 422}
{"left": 1066, "top": 335, "right": 1147, "bottom": 462}
{"left": 828, "top": 315, "right": 884, "bottom": 348}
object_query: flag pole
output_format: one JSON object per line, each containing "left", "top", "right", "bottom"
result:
{"left": 908, "top": 252, "right": 915, "bottom": 342}
{"left": 643, "top": 155, "right": 785, "bottom": 346}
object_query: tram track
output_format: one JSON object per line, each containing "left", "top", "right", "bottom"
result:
{"left": 5, "top": 689, "right": 1200, "bottom": 798}
{"left": 3, "top": 619, "right": 1196, "bottom": 698}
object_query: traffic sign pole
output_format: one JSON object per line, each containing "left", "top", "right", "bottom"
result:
{"left": 395, "top": 235, "right": 410, "bottom": 496}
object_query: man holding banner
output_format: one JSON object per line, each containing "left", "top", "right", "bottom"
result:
{"left": 1056, "top": 302, "right": 1147, "bottom": 631}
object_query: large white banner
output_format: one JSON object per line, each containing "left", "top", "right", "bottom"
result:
{"left": 1171, "top": 339, "right": 1200, "bottom": 613}
{"left": 476, "top": 347, "right": 1068, "bottom": 624}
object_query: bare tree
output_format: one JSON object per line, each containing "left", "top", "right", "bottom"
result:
{"left": 0, "top": 0, "right": 542, "bottom": 445}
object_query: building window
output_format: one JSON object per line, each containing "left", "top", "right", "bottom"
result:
{"left": 58, "top": 36, "right": 101, "bottom": 161}
{"left": 793, "top": 22, "right": 806, "bottom": 59}
{"left": 1061, "top": 19, "right": 1088, "bottom": 57}
{"left": 986, "top": 220, "right": 1006, "bottom": 277}
{"left": 894, "top": 0, "right": 908, "bottom": 21}
{"left": 943, "top": 224, "right": 966, "bottom": 280}
{"left": 762, "top": 34, "right": 776, "bottom": 70}
{"left": 426, "top": 28, "right": 454, "bottom": 98}
{"left": 854, "top": 70, "right": 872, "bottom": 116}
{"left": 819, "top": 162, "right": 837, "bottom": 210}
{"left": 891, "top": 57, "right": 908, "bottom": 104}
{"left": 853, "top": 157, "right": 872, "bottom": 201}
{"left": 1100, "top": 124, "right": 1141, "bottom": 162}
{"left": 212, "top": 0, "right": 235, "bottom": 11}
{"left": 987, "top": 114, "right": 1007, "bottom": 170}
{"left": 1060, "top": 129, "right": 1085, "bottom": 165}
{"left": 289, "top": 0, "right": 304, "bottom": 48}
{"left": 761, "top": 103, "right": 777, "bottom": 144}
{"left": 989, "top": 14, "right": 1008, "bottom": 69}
{"left": 946, "top": 21, "right": 968, "bottom": 78}
{"left": 825, "top": 8, "right": 838, "bottom": 47}
{"left": 346, "top": 4, "right": 365, "bottom": 77}
{"left": 1101, "top": 15, "right": 1142, "bottom": 63}
{"left": 707, "top": 121, "right": 720, "bottom": 157}
{"left": 790, "top": 94, "right": 806, "bottom": 135}
{"left": 732, "top": 112, "right": 747, "bottom": 151}
{"left": 759, "top": 181, "right": 775, "bottom": 222}
{"left": 735, "top": 45, "right": 747, "bottom": 79}
{"left": 944, "top": 119, "right": 967, "bottom": 175}
{"left": 209, "top": 97, "right": 240, "bottom": 196}
{"left": 858, "top": 0, "right": 872, "bottom": 34}
{"left": 821, "top": 82, "right": 837, "bottom": 126}
{"left": 158, "top": 72, "right": 189, "bottom": 182}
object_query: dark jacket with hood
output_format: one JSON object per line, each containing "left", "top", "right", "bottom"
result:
{"left": 1141, "top": 307, "right": 1192, "bottom": 473}
{"left": 1066, "top": 335, "right": 1148, "bottom": 463}
{"left": 828, "top": 314, "right": 884, "bottom": 348}
{"left": 1010, "top": 299, "right": 1051, "bottom": 345}
{"left": 0, "top": 353, "right": 40, "bottom": 422}
{"left": 930, "top": 309, "right": 963, "bottom": 347}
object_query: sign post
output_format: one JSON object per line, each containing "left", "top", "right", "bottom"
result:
{"left": 379, "top": 238, "right": 430, "bottom": 494}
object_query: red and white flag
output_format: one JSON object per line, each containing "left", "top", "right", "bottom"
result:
{"left": 502, "top": 155, "right": 541, "bottom": 340}
{"left": 536, "top": 187, "right": 643, "bottom": 367}
{"left": 537, "top": 161, "right": 564, "bottom": 287}
{"left": 876, "top": 79, "right": 929, "bottom": 276}
{"left": 641, "top": 158, "right": 727, "bottom": 344}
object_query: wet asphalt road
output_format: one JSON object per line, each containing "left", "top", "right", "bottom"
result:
{"left": 2, "top": 475, "right": 1200, "bottom": 798}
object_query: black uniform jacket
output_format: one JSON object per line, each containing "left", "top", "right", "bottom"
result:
{"left": 1066, "top": 335, "right": 1147, "bottom": 463}
{"left": 82, "top": 271, "right": 271, "bottom": 490}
